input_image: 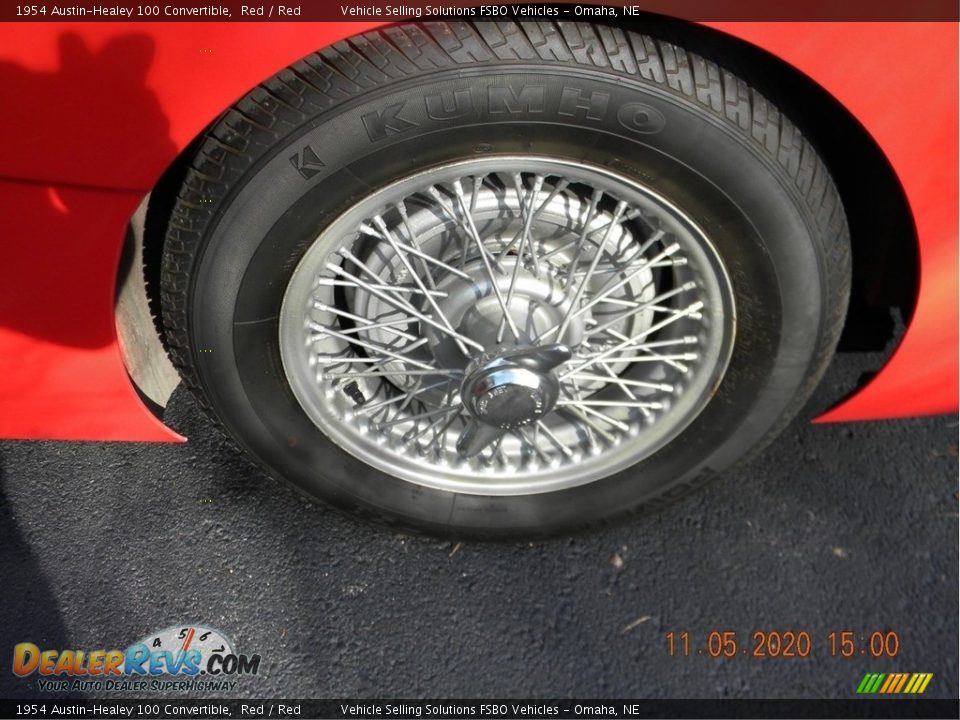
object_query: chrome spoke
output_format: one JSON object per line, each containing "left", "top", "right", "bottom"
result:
{"left": 553, "top": 200, "right": 629, "bottom": 343}
{"left": 496, "top": 174, "right": 544, "bottom": 343}
{"left": 426, "top": 184, "right": 506, "bottom": 273}
{"left": 396, "top": 200, "right": 437, "bottom": 290}
{"left": 557, "top": 399, "right": 664, "bottom": 410}
{"left": 582, "top": 282, "right": 697, "bottom": 338}
{"left": 594, "top": 361, "right": 653, "bottom": 417}
{"left": 451, "top": 180, "right": 522, "bottom": 340}
{"left": 356, "top": 380, "right": 453, "bottom": 415}
{"left": 315, "top": 277, "right": 447, "bottom": 298}
{"left": 310, "top": 328, "right": 433, "bottom": 370}
{"left": 365, "top": 214, "right": 473, "bottom": 282}
{"left": 564, "top": 401, "right": 629, "bottom": 434}
{"left": 514, "top": 173, "right": 543, "bottom": 269}
{"left": 565, "top": 373, "right": 674, "bottom": 393}
{"left": 497, "top": 175, "right": 571, "bottom": 262}
{"left": 325, "top": 262, "right": 486, "bottom": 353}
{"left": 515, "top": 426, "right": 551, "bottom": 464}
{"left": 564, "top": 187, "right": 603, "bottom": 289}
{"left": 536, "top": 419, "right": 575, "bottom": 459}
{"left": 378, "top": 405, "right": 461, "bottom": 430}
{"left": 539, "top": 243, "right": 683, "bottom": 343}
{"left": 600, "top": 329, "right": 699, "bottom": 372}
{"left": 422, "top": 412, "right": 460, "bottom": 453}
{"left": 322, "top": 367, "right": 464, "bottom": 379}
{"left": 570, "top": 242, "right": 681, "bottom": 320}
{"left": 313, "top": 302, "right": 418, "bottom": 342}
{"left": 560, "top": 302, "right": 705, "bottom": 379}
{"left": 373, "top": 215, "right": 470, "bottom": 357}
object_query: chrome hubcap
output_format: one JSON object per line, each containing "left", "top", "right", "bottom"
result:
{"left": 461, "top": 345, "right": 570, "bottom": 429}
{"left": 457, "top": 344, "right": 571, "bottom": 458}
{"left": 279, "top": 157, "right": 736, "bottom": 495}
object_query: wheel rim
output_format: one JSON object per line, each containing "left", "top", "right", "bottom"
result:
{"left": 279, "top": 157, "right": 735, "bottom": 495}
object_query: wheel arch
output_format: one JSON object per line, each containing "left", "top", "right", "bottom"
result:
{"left": 129, "top": 18, "right": 919, "bottom": 415}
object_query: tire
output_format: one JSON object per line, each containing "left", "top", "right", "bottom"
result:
{"left": 160, "top": 21, "right": 850, "bottom": 537}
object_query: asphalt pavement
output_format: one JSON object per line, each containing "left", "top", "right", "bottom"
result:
{"left": 1, "top": 352, "right": 957, "bottom": 700}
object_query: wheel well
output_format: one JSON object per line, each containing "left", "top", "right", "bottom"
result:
{"left": 139, "top": 19, "right": 918, "bottom": 379}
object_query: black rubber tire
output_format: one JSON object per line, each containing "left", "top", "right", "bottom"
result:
{"left": 159, "top": 21, "right": 851, "bottom": 537}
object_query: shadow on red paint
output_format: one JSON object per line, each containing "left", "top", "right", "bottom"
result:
{"left": 0, "top": 33, "right": 176, "bottom": 349}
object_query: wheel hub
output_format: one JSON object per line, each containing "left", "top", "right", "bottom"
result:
{"left": 465, "top": 366, "right": 550, "bottom": 429}
{"left": 428, "top": 257, "right": 585, "bottom": 367}
{"left": 460, "top": 345, "right": 570, "bottom": 430}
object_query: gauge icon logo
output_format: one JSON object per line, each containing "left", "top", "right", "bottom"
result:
{"left": 125, "top": 624, "right": 259, "bottom": 677}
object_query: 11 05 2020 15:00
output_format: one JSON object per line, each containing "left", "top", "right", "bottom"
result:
{"left": 665, "top": 630, "right": 901, "bottom": 658}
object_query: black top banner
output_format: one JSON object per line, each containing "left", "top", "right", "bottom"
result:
{"left": 1, "top": 1, "right": 958, "bottom": 22}
{"left": 3, "top": 699, "right": 960, "bottom": 719}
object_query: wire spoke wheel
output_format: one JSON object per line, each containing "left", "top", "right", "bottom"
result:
{"left": 162, "top": 22, "right": 850, "bottom": 533}
{"left": 279, "top": 158, "right": 736, "bottom": 494}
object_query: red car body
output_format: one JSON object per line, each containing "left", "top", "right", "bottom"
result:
{"left": 0, "top": 20, "right": 956, "bottom": 443}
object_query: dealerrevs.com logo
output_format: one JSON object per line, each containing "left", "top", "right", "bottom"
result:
{"left": 12, "top": 625, "right": 261, "bottom": 693}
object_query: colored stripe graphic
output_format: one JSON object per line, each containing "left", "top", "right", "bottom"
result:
{"left": 857, "top": 672, "right": 932, "bottom": 694}
{"left": 856, "top": 673, "right": 884, "bottom": 693}
{"left": 881, "top": 673, "right": 903, "bottom": 693}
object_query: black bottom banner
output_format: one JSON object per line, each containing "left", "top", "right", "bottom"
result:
{"left": 2, "top": 699, "right": 959, "bottom": 720}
